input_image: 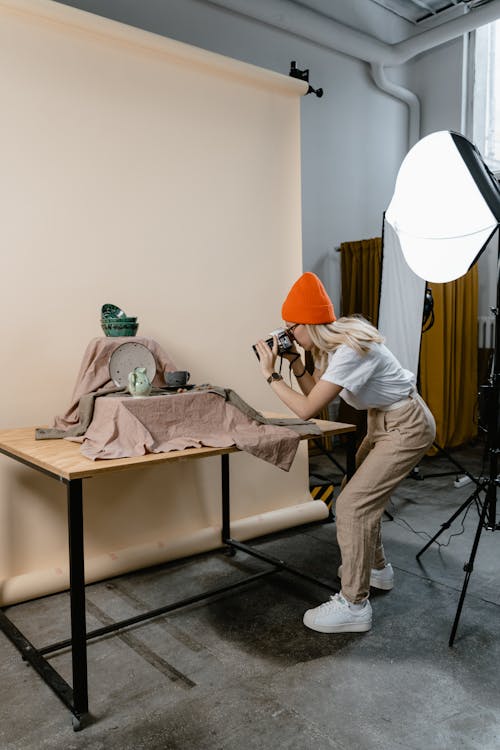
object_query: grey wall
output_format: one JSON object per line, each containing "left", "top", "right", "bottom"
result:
{"left": 408, "top": 37, "right": 464, "bottom": 137}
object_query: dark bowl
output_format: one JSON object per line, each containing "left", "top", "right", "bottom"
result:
{"left": 101, "top": 315, "right": 137, "bottom": 324}
{"left": 101, "top": 303, "right": 129, "bottom": 319}
{"left": 101, "top": 320, "right": 139, "bottom": 337}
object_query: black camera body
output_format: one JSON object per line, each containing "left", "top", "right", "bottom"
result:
{"left": 253, "top": 328, "right": 294, "bottom": 360}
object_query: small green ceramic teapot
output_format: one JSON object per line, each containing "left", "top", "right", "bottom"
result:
{"left": 127, "top": 367, "right": 152, "bottom": 398}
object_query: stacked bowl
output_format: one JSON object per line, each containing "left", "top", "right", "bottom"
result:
{"left": 101, "top": 303, "right": 139, "bottom": 337}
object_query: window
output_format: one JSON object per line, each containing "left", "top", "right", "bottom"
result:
{"left": 470, "top": 21, "right": 500, "bottom": 319}
{"left": 473, "top": 20, "right": 500, "bottom": 173}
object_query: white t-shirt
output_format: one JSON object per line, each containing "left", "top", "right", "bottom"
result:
{"left": 320, "top": 343, "right": 416, "bottom": 410}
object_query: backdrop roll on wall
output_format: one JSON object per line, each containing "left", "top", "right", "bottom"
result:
{"left": 0, "top": 0, "right": 327, "bottom": 605}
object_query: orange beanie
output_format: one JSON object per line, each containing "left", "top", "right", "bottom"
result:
{"left": 281, "top": 272, "right": 336, "bottom": 324}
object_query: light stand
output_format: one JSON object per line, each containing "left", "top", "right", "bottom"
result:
{"left": 416, "top": 234, "right": 500, "bottom": 645}
{"left": 386, "top": 130, "right": 500, "bottom": 645}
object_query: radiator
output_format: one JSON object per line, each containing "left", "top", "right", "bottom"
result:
{"left": 478, "top": 316, "right": 496, "bottom": 348}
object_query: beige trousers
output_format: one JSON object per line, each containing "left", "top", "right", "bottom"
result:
{"left": 336, "top": 394, "right": 436, "bottom": 603}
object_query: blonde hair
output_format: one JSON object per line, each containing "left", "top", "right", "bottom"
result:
{"left": 306, "top": 315, "right": 384, "bottom": 371}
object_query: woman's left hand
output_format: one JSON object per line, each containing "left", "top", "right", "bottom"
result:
{"left": 254, "top": 337, "right": 278, "bottom": 379}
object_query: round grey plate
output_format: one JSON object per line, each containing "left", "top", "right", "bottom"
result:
{"left": 109, "top": 342, "right": 156, "bottom": 387}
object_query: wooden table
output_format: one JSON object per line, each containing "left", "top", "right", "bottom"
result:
{"left": 0, "top": 419, "right": 355, "bottom": 730}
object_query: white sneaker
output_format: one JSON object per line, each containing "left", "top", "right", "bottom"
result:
{"left": 337, "top": 563, "right": 394, "bottom": 591}
{"left": 303, "top": 593, "right": 372, "bottom": 633}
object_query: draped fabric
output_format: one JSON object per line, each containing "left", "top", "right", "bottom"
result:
{"left": 419, "top": 267, "right": 478, "bottom": 451}
{"left": 340, "top": 237, "right": 382, "bottom": 323}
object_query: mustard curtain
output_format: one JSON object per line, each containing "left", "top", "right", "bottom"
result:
{"left": 338, "top": 237, "right": 382, "bottom": 443}
{"left": 339, "top": 237, "right": 478, "bottom": 451}
{"left": 419, "top": 267, "right": 478, "bottom": 450}
{"left": 339, "top": 237, "right": 382, "bottom": 322}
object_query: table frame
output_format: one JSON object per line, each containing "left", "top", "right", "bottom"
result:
{"left": 0, "top": 421, "right": 355, "bottom": 730}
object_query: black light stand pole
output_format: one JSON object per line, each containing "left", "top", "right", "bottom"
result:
{"left": 447, "top": 238, "right": 500, "bottom": 646}
{"left": 416, "top": 232, "right": 500, "bottom": 646}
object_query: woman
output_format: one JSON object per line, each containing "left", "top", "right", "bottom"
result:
{"left": 254, "top": 272, "right": 436, "bottom": 634}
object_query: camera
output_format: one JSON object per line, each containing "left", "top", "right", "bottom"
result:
{"left": 252, "top": 328, "right": 294, "bottom": 360}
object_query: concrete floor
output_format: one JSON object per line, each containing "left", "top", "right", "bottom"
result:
{"left": 1, "top": 440, "right": 500, "bottom": 750}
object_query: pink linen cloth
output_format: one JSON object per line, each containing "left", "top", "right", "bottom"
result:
{"left": 54, "top": 337, "right": 177, "bottom": 430}
{"left": 80, "top": 391, "right": 301, "bottom": 471}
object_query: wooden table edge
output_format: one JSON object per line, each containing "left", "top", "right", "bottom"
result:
{"left": 0, "top": 419, "right": 356, "bottom": 481}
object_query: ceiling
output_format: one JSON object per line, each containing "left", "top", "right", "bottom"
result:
{"left": 290, "top": 0, "right": 497, "bottom": 43}
{"left": 364, "top": 0, "right": 469, "bottom": 25}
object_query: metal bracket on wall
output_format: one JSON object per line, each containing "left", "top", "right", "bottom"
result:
{"left": 289, "top": 61, "right": 324, "bottom": 97}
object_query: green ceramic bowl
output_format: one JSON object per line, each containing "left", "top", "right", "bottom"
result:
{"left": 101, "top": 315, "right": 137, "bottom": 323}
{"left": 101, "top": 303, "right": 131, "bottom": 319}
{"left": 101, "top": 320, "right": 139, "bottom": 337}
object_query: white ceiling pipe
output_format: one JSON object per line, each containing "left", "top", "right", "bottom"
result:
{"left": 206, "top": 0, "right": 500, "bottom": 146}
{"left": 393, "top": 0, "right": 500, "bottom": 64}
{"left": 204, "top": 0, "right": 420, "bottom": 146}
{"left": 206, "top": 0, "right": 500, "bottom": 65}
{"left": 370, "top": 62, "right": 421, "bottom": 146}
{"left": 206, "top": 0, "right": 393, "bottom": 64}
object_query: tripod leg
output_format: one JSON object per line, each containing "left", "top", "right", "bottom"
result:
{"left": 449, "top": 490, "right": 490, "bottom": 646}
{"left": 416, "top": 489, "right": 480, "bottom": 560}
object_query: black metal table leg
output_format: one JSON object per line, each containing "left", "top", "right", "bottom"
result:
{"left": 66, "top": 479, "right": 88, "bottom": 725}
{"left": 0, "top": 474, "right": 89, "bottom": 729}
{"left": 221, "top": 454, "right": 231, "bottom": 544}
{"left": 0, "top": 609, "right": 75, "bottom": 711}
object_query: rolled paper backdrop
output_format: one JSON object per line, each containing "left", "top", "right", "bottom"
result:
{"left": 0, "top": 501, "right": 328, "bottom": 606}
{"left": 0, "top": 0, "right": 313, "bottom": 604}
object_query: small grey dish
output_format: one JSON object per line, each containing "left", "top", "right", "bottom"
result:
{"left": 165, "top": 370, "right": 190, "bottom": 387}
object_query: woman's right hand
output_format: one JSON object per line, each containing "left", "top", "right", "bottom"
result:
{"left": 254, "top": 338, "right": 278, "bottom": 379}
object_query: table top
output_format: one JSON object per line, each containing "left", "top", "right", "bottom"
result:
{"left": 0, "top": 417, "right": 355, "bottom": 481}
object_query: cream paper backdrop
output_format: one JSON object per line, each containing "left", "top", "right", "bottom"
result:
{"left": 0, "top": 0, "right": 328, "bottom": 604}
